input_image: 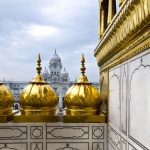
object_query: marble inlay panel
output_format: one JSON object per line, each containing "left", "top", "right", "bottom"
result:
{"left": 108, "top": 126, "right": 120, "bottom": 149}
{"left": 108, "top": 142, "right": 115, "bottom": 150}
{"left": 46, "top": 142, "right": 89, "bottom": 150}
{"left": 0, "top": 143, "right": 27, "bottom": 150}
{"left": 92, "top": 142, "right": 104, "bottom": 150}
{"left": 121, "top": 64, "right": 128, "bottom": 134}
{"left": 46, "top": 126, "right": 89, "bottom": 139}
{"left": 128, "top": 144, "right": 136, "bottom": 150}
{"left": 109, "top": 67, "right": 121, "bottom": 131}
{"left": 30, "top": 126, "right": 43, "bottom": 139}
{"left": 0, "top": 126, "right": 27, "bottom": 140}
{"left": 129, "top": 51, "right": 150, "bottom": 149}
{"left": 121, "top": 138, "right": 127, "bottom": 150}
{"left": 31, "top": 142, "right": 43, "bottom": 150}
{"left": 92, "top": 126, "right": 104, "bottom": 139}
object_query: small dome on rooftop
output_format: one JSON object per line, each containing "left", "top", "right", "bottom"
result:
{"left": 64, "top": 54, "right": 101, "bottom": 116}
{"left": 20, "top": 54, "right": 58, "bottom": 116}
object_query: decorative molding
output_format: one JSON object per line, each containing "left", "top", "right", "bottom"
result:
{"left": 46, "top": 126, "right": 89, "bottom": 139}
{"left": 92, "top": 142, "right": 104, "bottom": 150}
{"left": 0, "top": 144, "right": 17, "bottom": 150}
{"left": 31, "top": 142, "right": 43, "bottom": 150}
{"left": 0, "top": 123, "right": 107, "bottom": 150}
{"left": 46, "top": 142, "right": 89, "bottom": 150}
{"left": 108, "top": 126, "right": 120, "bottom": 149}
{"left": 129, "top": 58, "right": 150, "bottom": 100}
{"left": 121, "top": 64, "right": 127, "bottom": 135}
{"left": 95, "top": 0, "right": 150, "bottom": 70}
{"left": 92, "top": 126, "right": 104, "bottom": 139}
{"left": 30, "top": 126, "right": 43, "bottom": 139}
{"left": 128, "top": 54, "right": 150, "bottom": 150}
{"left": 121, "top": 138, "right": 127, "bottom": 150}
{"left": 128, "top": 144, "right": 137, "bottom": 150}
{"left": 0, "top": 126, "right": 27, "bottom": 140}
{"left": 108, "top": 51, "right": 150, "bottom": 150}
{"left": 109, "top": 67, "right": 121, "bottom": 131}
{"left": 0, "top": 143, "right": 27, "bottom": 150}
{"left": 56, "top": 143, "right": 79, "bottom": 150}
{"left": 108, "top": 141, "right": 115, "bottom": 150}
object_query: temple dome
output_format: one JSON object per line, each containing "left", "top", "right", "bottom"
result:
{"left": 61, "top": 68, "right": 68, "bottom": 76}
{"left": 20, "top": 54, "right": 58, "bottom": 115}
{"left": 0, "top": 81, "right": 14, "bottom": 115}
{"left": 50, "top": 49, "right": 61, "bottom": 64}
{"left": 64, "top": 54, "right": 101, "bottom": 116}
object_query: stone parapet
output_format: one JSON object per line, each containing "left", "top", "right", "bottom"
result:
{"left": 0, "top": 122, "right": 107, "bottom": 150}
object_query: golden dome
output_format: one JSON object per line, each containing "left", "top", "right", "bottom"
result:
{"left": 20, "top": 54, "right": 58, "bottom": 116}
{"left": 64, "top": 54, "right": 101, "bottom": 116}
{"left": 0, "top": 81, "right": 14, "bottom": 115}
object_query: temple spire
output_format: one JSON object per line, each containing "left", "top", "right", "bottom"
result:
{"left": 36, "top": 53, "right": 42, "bottom": 75}
{"left": 80, "top": 54, "right": 86, "bottom": 75}
{"left": 54, "top": 48, "right": 57, "bottom": 55}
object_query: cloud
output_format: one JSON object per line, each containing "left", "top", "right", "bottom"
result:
{"left": 27, "top": 24, "right": 58, "bottom": 40}
{"left": 0, "top": 0, "right": 99, "bottom": 82}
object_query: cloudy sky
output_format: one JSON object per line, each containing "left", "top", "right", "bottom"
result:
{"left": 0, "top": 0, "right": 100, "bottom": 82}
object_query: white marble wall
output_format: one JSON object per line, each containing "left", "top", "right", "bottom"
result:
{"left": 108, "top": 49, "right": 150, "bottom": 150}
{"left": 0, "top": 123, "right": 107, "bottom": 150}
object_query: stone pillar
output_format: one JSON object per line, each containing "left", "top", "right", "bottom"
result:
{"left": 107, "top": 0, "right": 116, "bottom": 24}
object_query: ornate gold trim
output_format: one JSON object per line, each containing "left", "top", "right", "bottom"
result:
{"left": 101, "top": 27, "right": 150, "bottom": 71}
{"left": 95, "top": 0, "right": 150, "bottom": 70}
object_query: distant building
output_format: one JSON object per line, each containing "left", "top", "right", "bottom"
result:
{"left": 4, "top": 81, "right": 28, "bottom": 109}
{"left": 4, "top": 50, "right": 99, "bottom": 109}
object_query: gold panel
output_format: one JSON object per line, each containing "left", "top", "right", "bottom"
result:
{"left": 100, "top": 70, "right": 109, "bottom": 117}
{"left": 0, "top": 110, "right": 18, "bottom": 122}
{"left": 63, "top": 114, "right": 106, "bottom": 123}
{"left": 95, "top": 0, "right": 150, "bottom": 70}
{"left": 13, "top": 113, "right": 59, "bottom": 122}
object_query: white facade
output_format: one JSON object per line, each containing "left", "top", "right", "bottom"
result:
{"left": 108, "top": 49, "right": 150, "bottom": 150}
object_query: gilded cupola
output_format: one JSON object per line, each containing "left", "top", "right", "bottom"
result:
{"left": 19, "top": 54, "right": 58, "bottom": 116}
{"left": 0, "top": 81, "right": 14, "bottom": 115}
{"left": 64, "top": 54, "right": 101, "bottom": 116}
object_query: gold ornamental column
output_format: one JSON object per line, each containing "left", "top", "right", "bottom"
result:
{"left": 100, "top": 4, "right": 105, "bottom": 38}
{"left": 107, "top": 0, "right": 116, "bottom": 24}
{"left": 99, "top": 0, "right": 109, "bottom": 38}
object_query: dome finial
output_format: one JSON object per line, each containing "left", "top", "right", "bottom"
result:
{"left": 55, "top": 48, "right": 57, "bottom": 54}
{"left": 80, "top": 53, "right": 86, "bottom": 75}
{"left": 36, "top": 53, "right": 42, "bottom": 75}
